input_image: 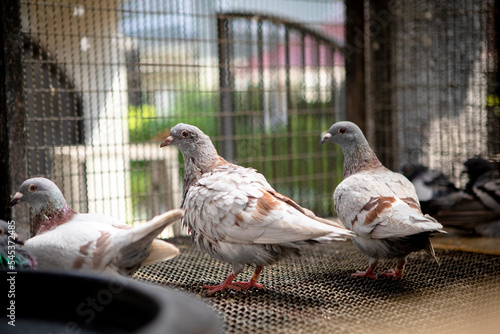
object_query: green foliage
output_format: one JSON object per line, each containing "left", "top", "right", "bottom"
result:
{"left": 167, "top": 91, "right": 220, "bottom": 136}
{"left": 127, "top": 91, "right": 220, "bottom": 143}
{"left": 128, "top": 104, "right": 169, "bottom": 143}
{"left": 129, "top": 160, "right": 152, "bottom": 221}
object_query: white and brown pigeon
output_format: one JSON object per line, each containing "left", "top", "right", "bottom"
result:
{"left": 321, "top": 121, "right": 445, "bottom": 279}
{"left": 10, "top": 177, "right": 182, "bottom": 276}
{"left": 161, "top": 123, "right": 354, "bottom": 294}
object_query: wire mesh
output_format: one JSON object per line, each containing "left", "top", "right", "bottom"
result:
{"left": 135, "top": 237, "right": 500, "bottom": 334}
{"left": 19, "top": 0, "right": 346, "bottom": 234}
{"left": 366, "top": 0, "right": 500, "bottom": 186}
{"left": 7, "top": 2, "right": 500, "bottom": 333}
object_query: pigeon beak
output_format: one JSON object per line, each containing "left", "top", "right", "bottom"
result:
{"left": 9, "top": 192, "right": 23, "bottom": 207}
{"left": 12, "top": 232, "right": 23, "bottom": 245}
{"left": 320, "top": 133, "right": 332, "bottom": 145}
{"left": 160, "top": 136, "right": 174, "bottom": 148}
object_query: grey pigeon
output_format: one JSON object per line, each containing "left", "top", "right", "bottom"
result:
{"left": 0, "top": 219, "right": 37, "bottom": 270}
{"left": 321, "top": 121, "right": 445, "bottom": 279}
{"left": 463, "top": 157, "right": 500, "bottom": 212}
{"left": 10, "top": 178, "right": 182, "bottom": 276}
{"left": 161, "top": 123, "right": 354, "bottom": 294}
{"left": 474, "top": 220, "right": 500, "bottom": 237}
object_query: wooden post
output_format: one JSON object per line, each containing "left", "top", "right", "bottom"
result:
{"left": 367, "top": 0, "right": 394, "bottom": 168}
{"left": 0, "top": 0, "right": 29, "bottom": 239}
{"left": 487, "top": 0, "right": 500, "bottom": 157}
{"left": 345, "top": 0, "right": 367, "bottom": 133}
{"left": 217, "top": 15, "right": 234, "bottom": 161}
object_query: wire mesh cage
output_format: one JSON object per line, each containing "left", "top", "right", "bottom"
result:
{"left": 18, "top": 0, "right": 346, "bottom": 235}
{"left": 2, "top": 0, "right": 500, "bottom": 333}
{"left": 365, "top": 0, "right": 500, "bottom": 186}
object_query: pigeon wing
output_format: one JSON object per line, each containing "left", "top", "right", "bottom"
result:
{"left": 334, "top": 168, "right": 442, "bottom": 239}
{"left": 184, "top": 165, "right": 352, "bottom": 245}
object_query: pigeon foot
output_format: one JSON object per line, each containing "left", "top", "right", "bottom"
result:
{"left": 203, "top": 282, "right": 243, "bottom": 294}
{"left": 378, "top": 269, "right": 404, "bottom": 279}
{"left": 231, "top": 265, "right": 265, "bottom": 290}
{"left": 231, "top": 280, "right": 265, "bottom": 290}
{"left": 203, "top": 271, "right": 243, "bottom": 294}
{"left": 351, "top": 270, "right": 378, "bottom": 279}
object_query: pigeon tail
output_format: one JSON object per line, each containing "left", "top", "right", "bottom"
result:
{"left": 141, "top": 239, "right": 180, "bottom": 266}
{"left": 115, "top": 209, "right": 183, "bottom": 272}
{"left": 423, "top": 237, "right": 439, "bottom": 265}
{"left": 125, "top": 209, "right": 183, "bottom": 244}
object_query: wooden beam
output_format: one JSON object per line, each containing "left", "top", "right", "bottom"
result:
{"left": 345, "top": 0, "right": 367, "bottom": 133}
{"left": 0, "top": 0, "right": 29, "bottom": 238}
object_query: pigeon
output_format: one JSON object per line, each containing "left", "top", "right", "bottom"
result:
{"left": 400, "top": 163, "right": 460, "bottom": 214}
{"left": 463, "top": 157, "right": 500, "bottom": 212}
{"left": 474, "top": 220, "right": 500, "bottom": 238}
{"left": 321, "top": 121, "right": 445, "bottom": 279}
{"left": 0, "top": 219, "right": 37, "bottom": 270}
{"left": 10, "top": 177, "right": 183, "bottom": 276}
{"left": 161, "top": 123, "right": 354, "bottom": 294}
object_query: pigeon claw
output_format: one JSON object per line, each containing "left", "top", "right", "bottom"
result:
{"left": 231, "top": 280, "right": 265, "bottom": 290}
{"left": 351, "top": 270, "right": 378, "bottom": 280}
{"left": 202, "top": 280, "right": 265, "bottom": 295}
{"left": 378, "top": 269, "right": 404, "bottom": 279}
{"left": 203, "top": 283, "right": 242, "bottom": 295}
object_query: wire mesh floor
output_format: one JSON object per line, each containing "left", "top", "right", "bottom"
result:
{"left": 134, "top": 237, "right": 500, "bottom": 334}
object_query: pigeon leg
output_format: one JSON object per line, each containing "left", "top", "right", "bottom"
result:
{"left": 203, "top": 269, "right": 244, "bottom": 294}
{"left": 352, "top": 258, "right": 378, "bottom": 279}
{"left": 379, "top": 258, "right": 405, "bottom": 279}
{"left": 232, "top": 265, "right": 265, "bottom": 290}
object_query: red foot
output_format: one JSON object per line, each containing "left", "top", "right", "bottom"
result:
{"left": 378, "top": 269, "right": 404, "bottom": 279}
{"left": 203, "top": 266, "right": 265, "bottom": 294}
{"left": 351, "top": 270, "right": 378, "bottom": 279}
{"left": 231, "top": 280, "right": 264, "bottom": 290}
{"left": 203, "top": 283, "right": 243, "bottom": 294}
{"left": 203, "top": 272, "right": 242, "bottom": 294}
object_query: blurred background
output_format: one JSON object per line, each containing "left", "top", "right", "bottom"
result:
{"left": 1, "top": 0, "right": 499, "bottom": 238}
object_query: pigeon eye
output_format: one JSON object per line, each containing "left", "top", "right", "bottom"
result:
{"left": 181, "top": 130, "right": 190, "bottom": 138}
{"left": 338, "top": 128, "right": 346, "bottom": 134}
{"left": 29, "top": 184, "right": 38, "bottom": 192}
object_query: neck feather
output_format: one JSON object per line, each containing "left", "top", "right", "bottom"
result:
{"left": 31, "top": 196, "right": 75, "bottom": 236}
{"left": 342, "top": 141, "right": 383, "bottom": 179}
{"left": 187, "top": 139, "right": 228, "bottom": 174}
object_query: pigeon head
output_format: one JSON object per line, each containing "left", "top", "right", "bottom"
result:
{"left": 463, "top": 157, "right": 495, "bottom": 179}
{"left": 160, "top": 123, "right": 221, "bottom": 172}
{"left": 400, "top": 163, "right": 428, "bottom": 181}
{"left": 321, "top": 121, "right": 382, "bottom": 178}
{"left": 10, "top": 178, "right": 68, "bottom": 215}
{"left": 160, "top": 123, "right": 206, "bottom": 149}
{"left": 320, "top": 121, "right": 368, "bottom": 148}
{"left": 463, "top": 157, "right": 497, "bottom": 194}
